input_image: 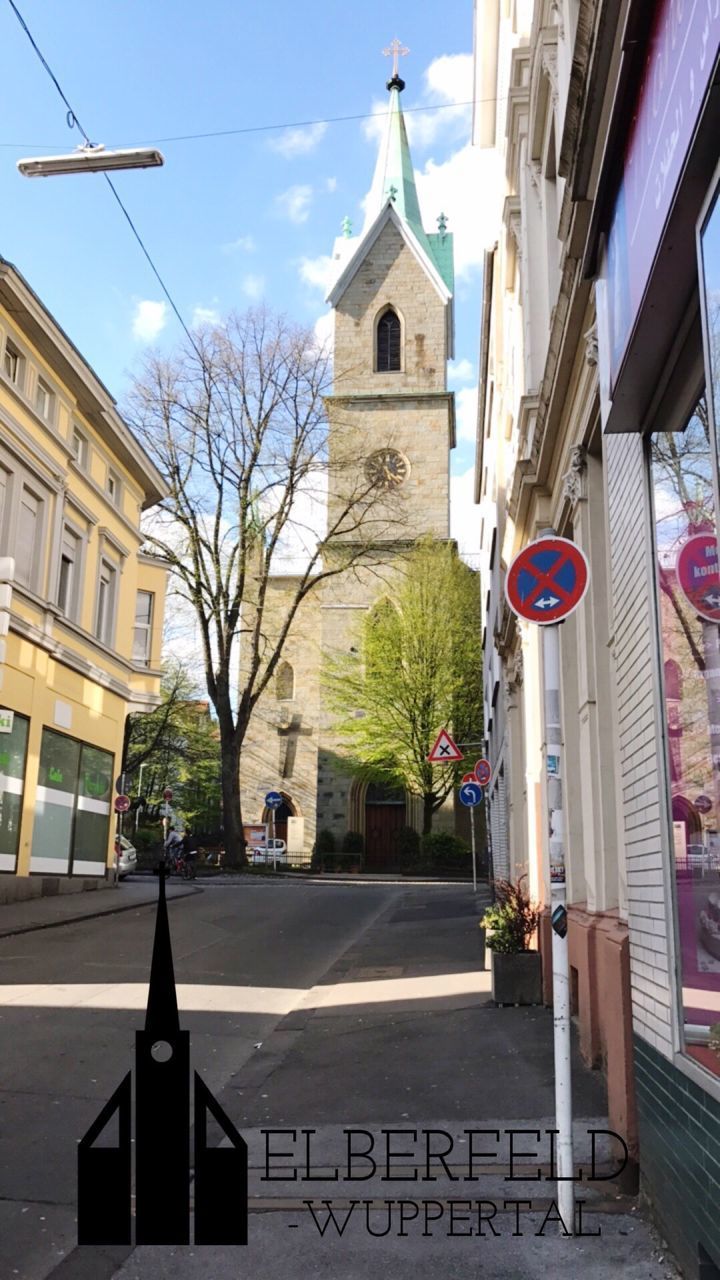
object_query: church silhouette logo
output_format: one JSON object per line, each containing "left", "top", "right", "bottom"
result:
{"left": 77, "top": 862, "right": 248, "bottom": 1246}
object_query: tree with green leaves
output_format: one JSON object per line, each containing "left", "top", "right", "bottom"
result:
{"left": 324, "top": 538, "right": 483, "bottom": 833}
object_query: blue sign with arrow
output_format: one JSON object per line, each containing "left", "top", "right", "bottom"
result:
{"left": 265, "top": 791, "right": 283, "bottom": 810}
{"left": 458, "top": 781, "right": 483, "bottom": 807}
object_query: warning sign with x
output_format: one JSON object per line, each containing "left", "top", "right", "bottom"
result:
{"left": 505, "top": 536, "right": 589, "bottom": 625}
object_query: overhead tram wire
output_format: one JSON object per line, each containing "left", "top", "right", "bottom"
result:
{"left": 5, "top": 0, "right": 203, "bottom": 359}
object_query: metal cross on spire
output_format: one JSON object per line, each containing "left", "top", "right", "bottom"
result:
{"left": 383, "top": 37, "right": 409, "bottom": 79}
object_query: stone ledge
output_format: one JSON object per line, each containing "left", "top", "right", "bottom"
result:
{"left": 0, "top": 872, "right": 112, "bottom": 906}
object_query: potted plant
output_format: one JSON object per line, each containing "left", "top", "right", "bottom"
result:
{"left": 482, "top": 875, "right": 542, "bottom": 1005}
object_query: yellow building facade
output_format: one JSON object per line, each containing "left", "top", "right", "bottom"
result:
{"left": 0, "top": 257, "right": 167, "bottom": 889}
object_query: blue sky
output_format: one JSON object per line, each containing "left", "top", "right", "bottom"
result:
{"left": 1, "top": 1, "right": 492, "bottom": 552}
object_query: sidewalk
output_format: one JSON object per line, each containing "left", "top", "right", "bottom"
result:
{"left": 0, "top": 879, "right": 198, "bottom": 938}
{"left": 114, "top": 881, "right": 677, "bottom": 1279}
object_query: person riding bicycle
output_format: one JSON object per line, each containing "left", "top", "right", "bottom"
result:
{"left": 181, "top": 828, "right": 198, "bottom": 874}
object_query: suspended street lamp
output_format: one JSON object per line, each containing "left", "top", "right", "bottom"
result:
{"left": 17, "top": 143, "right": 164, "bottom": 178}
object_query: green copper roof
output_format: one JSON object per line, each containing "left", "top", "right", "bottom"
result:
{"left": 364, "top": 79, "right": 454, "bottom": 294}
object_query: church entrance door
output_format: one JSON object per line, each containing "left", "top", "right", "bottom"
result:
{"left": 364, "top": 784, "right": 406, "bottom": 869}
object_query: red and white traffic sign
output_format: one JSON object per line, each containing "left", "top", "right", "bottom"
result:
{"left": 462, "top": 772, "right": 477, "bottom": 784}
{"left": 114, "top": 794, "right": 131, "bottom": 814}
{"left": 163, "top": 787, "right": 173, "bottom": 802}
{"left": 676, "top": 533, "right": 720, "bottom": 622}
{"left": 427, "top": 728, "right": 463, "bottom": 764}
{"left": 505, "top": 536, "right": 589, "bottom": 625}
{"left": 474, "top": 758, "right": 491, "bottom": 787}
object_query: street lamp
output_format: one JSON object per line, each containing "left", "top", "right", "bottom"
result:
{"left": 17, "top": 144, "right": 164, "bottom": 178}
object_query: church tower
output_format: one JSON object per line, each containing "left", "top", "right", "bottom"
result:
{"left": 315, "top": 51, "right": 456, "bottom": 854}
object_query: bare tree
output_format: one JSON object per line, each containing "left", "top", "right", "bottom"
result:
{"left": 126, "top": 308, "right": 406, "bottom": 866}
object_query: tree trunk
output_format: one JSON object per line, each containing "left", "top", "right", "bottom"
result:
{"left": 219, "top": 735, "right": 245, "bottom": 868}
{"left": 422, "top": 793, "right": 434, "bottom": 836}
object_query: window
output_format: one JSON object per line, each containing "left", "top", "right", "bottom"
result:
{"left": 132, "top": 589, "right": 154, "bottom": 664}
{"left": 30, "top": 729, "right": 112, "bottom": 876}
{"left": 14, "top": 487, "right": 42, "bottom": 589}
{"left": 276, "top": 660, "right": 294, "bottom": 701}
{"left": 651, "top": 392, "right": 720, "bottom": 1078}
{"left": 35, "top": 378, "right": 53, "bottom": 422}
{"left": 376, "top": 308, "right": 401, "bottom": 372}
{"left": 95, "top": 558, "right": 117, "bottom": 646}
{"left": 57, "top": 526, "right": 81, "bottom": 618}
{"left": 3, "top": 340, "right": 22, "bottom": 388}
{"left": 106, "top": 470, "right": 120, "bottom": 504}
{"left": 0, "top": 710, "right": 29, "bottom": 872}
{"left": 0, "top": 468, "right": 8, "bottom": 547}
{"left": 71, "top": 427, "right": 88, "bottom": 469}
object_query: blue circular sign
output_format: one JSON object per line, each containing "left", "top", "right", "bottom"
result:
{"left": 265, "top": 791, "right": 283, "bottom": 810}
{"left": 459, "top": 782, "right": 483, "bottom": 807}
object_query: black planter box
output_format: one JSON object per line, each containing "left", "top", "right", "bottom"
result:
{"left": 490, "top": 950, "right": 542, "bottom": 1005}
{"left": 477, "top": 926, "right": 486, "bottom": 970}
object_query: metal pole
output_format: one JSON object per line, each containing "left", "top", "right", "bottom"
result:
{"left": 470, "top": 805, "right": 477, "bottom": 892}
{"left": 272, "top": 809, "right": 277, "bottom": 871}
{"left": 136, "top": 762, "right": 145, "bottom": 833}
{"left": 543, "top": 620, "right": 575, "bottom": 1233}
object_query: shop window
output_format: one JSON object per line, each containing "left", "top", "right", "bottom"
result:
{"left": 132, "top": 589, "right": 154, "bottom": 664}
{"left": 376, "top": 308, "right": 401, "bottom": 372}
{"left": 651, "top": 392, "right": 720, "bottom": 1077}
{"left": 30, "top": 728, "right": 112, "bottom": 876}
{"left": 0, "top": 710, "right": 29, "bottom": 872}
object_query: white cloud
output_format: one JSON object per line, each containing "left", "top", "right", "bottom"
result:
{"left": 448, "top": 358, "right": 475, "bottom": 386}
{"left": 299, "top": 254, "right": 336, "bottom": 292}
{"left": 313, "top": 309, "right": 335, "bottom": 356}
{"left": 222, "top": 234, "right": 255, "bottom": 254}
{"left": 455, "top": 385, "right": 479, "bottom": 444}
{"left": 275, "top": 184, "right": 314, "bottom": 224}
{"left": 191, "top": 305, "right": 220, "bottom": 328}
{"left": 415, "top": 142, "right": 501, "bottom": 279}
{"left": 132, "top": 300, "right": 167, "bottom": 342}
{"left": 363, "top": 54, "right": 473, "bottom": 151}
{"left": 269, "top": 121, "right": 328, "bottom": 158}
{"left": 241, "top": 273, "right": 266, "bottom": 300}
{"left": 450, "top": 464, "right": 482, "bottom": 563}
{"left": 326, "top": 177, "right": 337, "bottom": 193}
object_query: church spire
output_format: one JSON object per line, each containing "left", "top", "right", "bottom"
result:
{"left": 362, "top": 41, "right": 428, "bottom": 248}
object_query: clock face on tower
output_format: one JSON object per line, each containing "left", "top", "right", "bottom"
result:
{"left": 364, "top": 448, "right": 410, "bottom": 491}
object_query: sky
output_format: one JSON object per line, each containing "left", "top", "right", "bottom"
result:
{"left": 0, "top": 0, "right": 498, "bottom": 560}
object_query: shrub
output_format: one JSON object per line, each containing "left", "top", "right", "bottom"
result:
{"left": 133, "top": 827, "right": 161, "bottom": 851}
{"left": 342, "top": 830, "right": 365, "bottom": 855}
{"left": 316, "top": 828, "right": 336, "bottom": 854}
{"left": 420, "top": 831, "right": 470, "bottom": 866}
{"left": 482, "top": 875, "right": 540, "bottom": 954}
{"left": 394, "top": 825, "right": 420, "bottom": 862}
{"left": 323, "top": 850, "right": 361, "bottom": 872}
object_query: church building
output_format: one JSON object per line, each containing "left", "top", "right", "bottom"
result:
{"left": 239, "top": 61, "right": 457, "bottom": 865}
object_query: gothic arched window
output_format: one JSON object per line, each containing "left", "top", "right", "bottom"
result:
{"left": 376, "top": 308, "right": 401, "bottom": 372}
{"left": 276, "top": 661, "right": 294, "bottom": 701}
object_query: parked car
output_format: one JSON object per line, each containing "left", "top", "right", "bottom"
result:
{"left": 251, "top": 838, "right": 287, "bottom": 865}
{"left": 115, "top": 835, "right": 138, "bottom": 879}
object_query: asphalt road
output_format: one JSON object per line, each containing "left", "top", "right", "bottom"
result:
{"left": 0, "top": 879, "right": 396, "bottom": 1280}
{"left": 0, "top": 878, "right": 674, "bottom": 1280}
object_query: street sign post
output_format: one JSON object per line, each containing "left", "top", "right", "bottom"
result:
{"left": 265, "top": 792, "right": 283, "bottom": 869}
{"left": 505, "top": 531, "right": 590, "bottom": 1234}
{"left": 163, "top": 787, "right": 173, "bottom": 802}
{"left": 676, "top": 533, "right": 720, "bottom": 622}
{"left": 427, "top": 728, "right": 463, "bottom": 763}
{"left": 474, "top": 758, "right": 491, "bottom": 787}
{"left": 505, "top": 535, "right": 589, "bottom": 625}
{"left": 458, "top": 781, "right": 483, "bottom": 892}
